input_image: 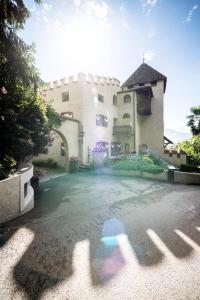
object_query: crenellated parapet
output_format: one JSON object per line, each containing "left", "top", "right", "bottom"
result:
{"left": 164, "top": 149, "right": 186, "bottom": 158}
{"left": 42, "top": 73, "right": 120, "bottom": 91}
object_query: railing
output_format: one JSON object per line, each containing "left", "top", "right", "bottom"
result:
{"left": 148, "top": 147, "right": 177, "bottom": 170}
{"left": 113, "top": 125, "right": 132, "bottom": 135}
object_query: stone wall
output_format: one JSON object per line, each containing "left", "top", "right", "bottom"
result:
{"left": 174, "top": 171, "right": 200, "bottom": 185}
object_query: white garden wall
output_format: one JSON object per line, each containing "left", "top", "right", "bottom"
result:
{"left": 0, "top": 165, "right": 34, "bottom": 224}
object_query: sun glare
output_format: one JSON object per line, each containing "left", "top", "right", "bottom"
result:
{"left": 55, "top": 19, "right": 108, "bottom": 68}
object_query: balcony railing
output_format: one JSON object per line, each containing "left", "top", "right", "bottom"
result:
{"left": 113, "top": 125, "right": 132, "bottom": 135}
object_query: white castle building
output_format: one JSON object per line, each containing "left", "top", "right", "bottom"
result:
{"left": 37, "top": 63, "right": 186, "bottom": 168}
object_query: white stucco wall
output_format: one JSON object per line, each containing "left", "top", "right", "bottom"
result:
{"left": 163, "top": 153, "right": 187, "bottom": 167}
{"left": 139, "top": 81, "right": 164, "bottom": 154}
{"left": 0, "top": 165, "right": 34, "bottom": 224}
{"left": 42, "top": 74, "right": 120, "bottom": 164}
{"left": 40, "top": 73, "right": 166, "bottom": 164}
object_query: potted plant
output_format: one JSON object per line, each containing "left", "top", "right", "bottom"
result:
{"left": 69, "top": 156, "right": 80, "bottom": 172}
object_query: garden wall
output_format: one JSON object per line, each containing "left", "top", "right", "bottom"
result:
{"left": 174, "top": 171, "right": 200, "bottom": 185}
{"left": 101, "top": 168, "right": 169, "bottom": 181}
{"left": 163, "top": 150, "right": 186, "bottom": 167}
{"left": 0, "top": 165, "right": 34, "bottom": 224}
{"left": 100, "top": 168, "right": 200, "bottom": 185}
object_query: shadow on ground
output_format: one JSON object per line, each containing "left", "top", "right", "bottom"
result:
{"left": 1, "top": 173, "right": 200, "bottom": 299}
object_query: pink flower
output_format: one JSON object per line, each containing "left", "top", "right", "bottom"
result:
{"left": 70, "top": 156, "right": 80, "bottom": 162}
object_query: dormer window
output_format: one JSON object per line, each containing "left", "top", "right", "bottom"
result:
{"left": 124, "top": 95, "right": 131, "bottom": 103}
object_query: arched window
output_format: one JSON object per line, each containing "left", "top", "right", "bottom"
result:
{"left": 124, "top": 95, "right": 131, "bottom": 103}
{"left": 123, "top": 113, "right": 130, "bottom": 118}
{"left": 113, "top": 95, "right": 117, "bottom": 105}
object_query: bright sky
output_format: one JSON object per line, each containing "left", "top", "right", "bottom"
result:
{"left": 21, "top": 0, "right": 200, "bottom": 133}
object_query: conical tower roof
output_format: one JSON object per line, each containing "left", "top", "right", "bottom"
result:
{"left": 122, "top": 63, "right": 167, "bottom": 92}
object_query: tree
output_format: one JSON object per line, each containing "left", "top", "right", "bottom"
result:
{"left": 187, "top": 106, "right": 200, "bottom": 136}
{"left": 177, "top": 136, "right": 200, "bottom": 167}
{"left": 0, "top": 0, "right": 62, "bottom": 179}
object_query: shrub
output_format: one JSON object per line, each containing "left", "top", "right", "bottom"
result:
{"left": 149, "top": 154, "right": 161, "bottom": 165}
{"left": 112, "top": 155, "right": 164, "bottom": 174}
{"left": 180, "top": 164, "right": 200, "bottom": 173}
{"left": 89, "top": 161, "right": 98, "bottom": 169}
{"left": 142, "top": 155, "right": 154, "bottom": 165}
{"left": 0, "top": 155, "right": 16, "bottom": 180}
{"left": 33, "top": 158, "right": 58, "bottom": 169}
{"left": 69, "top": 157, "right": 79, "bottom": 172}
{"left": 141, "top": 164, "right": 165, "bottom": 174}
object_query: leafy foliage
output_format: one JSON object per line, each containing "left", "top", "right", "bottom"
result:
{"left": 0, "top": 155, "right": 16, "bottom": 180}
{"left": 33, "top": 159, "right": 58, "bottom": 169}
{"left": 111, "top": 155, "right": 164, "bottom": 174}
{"left": 187, "top": 106, "right": 200, "bottom": 136}
{"left": 0, "top": 0, "right": 63, "bottom": 179}
{"left": 177, "top": 135, "right": 200, "bottom": 167}
{"left": 179, "top": 164, "right": 200, "bottom": 173}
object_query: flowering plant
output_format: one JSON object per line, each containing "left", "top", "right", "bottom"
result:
{"left": 70, "top": 156, "right": 80, "bottom": 162}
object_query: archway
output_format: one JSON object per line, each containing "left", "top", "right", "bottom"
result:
{"left": 52, "top": 129, "right": 70, "bottom": 172}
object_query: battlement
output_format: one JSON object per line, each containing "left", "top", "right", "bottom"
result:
{"left": 164, "top": 149, "right": 186, "bottom": 158}
{"left": 42, "top": 73, "right": 121, "bottom": 91}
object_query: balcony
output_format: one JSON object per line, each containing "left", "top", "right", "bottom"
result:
{"left": 113, "top": 125, "right": 132, "bottom": 136}
{"left": 113, "top": 117, "right": 132, "bottom": 136}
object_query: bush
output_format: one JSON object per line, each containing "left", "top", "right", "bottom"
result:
{"left": 149, "top": 154, "right": 161, "bottom": 165}
{"left": 180, "top": 164, "right": 200, "bottom": 173}
{"left": 89, "top": 161, "right": 98, "bottom": 170}
{"left": 0, "top": 155, "right": 16, "bottom": 180}
{"left": 33, "top": 158, "right": 58, "bottom": 169}
{"left": 112, "top": 155, "right": 164, "bottom": 174}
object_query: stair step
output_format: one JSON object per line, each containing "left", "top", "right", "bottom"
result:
{"left": 79, "top": 164, "right": 91, "bottom": 170}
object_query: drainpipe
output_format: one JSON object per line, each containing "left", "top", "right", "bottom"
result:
{"left": 133, "top": 92, "right": 137, "bottom": 151}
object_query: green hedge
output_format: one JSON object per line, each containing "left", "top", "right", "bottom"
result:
{"left": 111, "top": 155, "right": 164, "bottom": 174}
{"left": 33, "top": 158, "right": 58, "bottom": 169}
{"left": 180, "top": 164, "right": 200, "bottom": 173}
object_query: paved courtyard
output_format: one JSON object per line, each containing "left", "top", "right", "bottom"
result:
{"left": 0, "top": 172, "right": 200, "bottom": 299}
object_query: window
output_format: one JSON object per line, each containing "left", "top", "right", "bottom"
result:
{"left": 98, "top": 94, "right": 104, "bottom": 102}
{"left": 113, "top": 95, "right": 117, "bottom": 105}
{"left": 96, "top": 114, "right": 108, "bottom": 127}
{"left": 123, "top": 113, "right": 130, "bottom": 118}
{"left": 24, "top": 182, "right": 28, "bottom": 198}
{"left": 61, "top": 111, "right": 73, "bottom": 118}
{"left": 113, "top": 118, "right": 117, "bottom": 126}
{"left": 124, "top": 95, "right": 131, "bottom": 103}
{"left": 62, "top": 92, "right": 69, "bottom": 102}
{"left": 61, "top": 142, "right": 65, "bottom": 156}
{"left": 111, "top": 142, "right": 122, "bottom": 156}
{"left": 125, "top": 143, "right": 130, "bottom": 153}
{"left": 151, "top": 81, "right": 157, "bottom": 86}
